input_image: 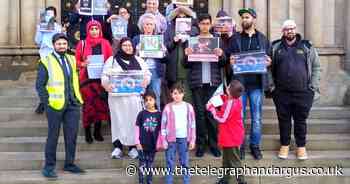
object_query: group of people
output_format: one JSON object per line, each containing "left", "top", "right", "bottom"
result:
{"left": 35, "top": 1, "right": 320, "bottom": 184}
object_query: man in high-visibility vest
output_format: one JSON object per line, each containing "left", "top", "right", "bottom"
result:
{"left": 36, "top": 33, "right": 85, "bottom": 179}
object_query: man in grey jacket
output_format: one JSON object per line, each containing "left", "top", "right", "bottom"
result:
{"left": 270, "top": 20, "right": 321, "bottom": 160}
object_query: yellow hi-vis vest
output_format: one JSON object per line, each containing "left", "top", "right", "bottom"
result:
{"left": 40, "top": 53, "right": 83, "bottom": 110}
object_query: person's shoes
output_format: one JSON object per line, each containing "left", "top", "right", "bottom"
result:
{"left": 278, "top": 145, "right": 289, "bottom": 159}
{"left": 250, "top": 145, "right": 263, "bottom": 160}
{"left": 35, "top": 103, "right": 45, "bottom": 114}
{"left": 93, "top": 122, "right": 104, "bottom": 142}
{"left": 296, "top": 147, "right": 308, "bottom": 160}
{"left": 240, "top": 147, "right": 245, "bottom": 160}
{"left": 84, "top": 126, "right": 93, "bottom": 144}
{"left": 128, "top": 148, "right": 139, "bottom": 159}
{"left": 63, "top": 164, "right": 86, "bottom": 174}
{"left": 195, "top": 147, "right": 205, "bottom": 157}
{"left": 111, "top": 147, "right": 122, "bottom": 159}
{"left": 216, "top": 178, "right": 228, "bottom": 184}
{"left": 41, "top": 169, "right": 57, "bottom": 179}
{"left": 210, "top": 147, "right": 221, "bottom": 157}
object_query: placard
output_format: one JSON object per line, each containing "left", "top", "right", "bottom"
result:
{"left": 139, "top": 35, "right": 164, "bottom": 58}
{"left": 111, "top": 17, "right": 128, "bottom": 39}
{"left": 79, "top": 0, "right": 108, "bottom": 16}
{"left": 87, "top": 55, "right": 104, "bottom": 79}
{"left": 109, "top": 71, "right": 145, "bottom": 95}
{"left": 188, "top": 37, "right": 220, "bottom": 62}
{"left": 214, "top": 17, "right": 233, "bottom": 35}
{"left": 175, "top": 18, "right": 192, "bottom": 41}
{"left": 172, "top": 0, "right": 194, "bottom": 6}
{"left": 39, "top": 10, "right": 55, "bottom": 32}
{"left": 232, "top": 51, "right": 267, "bottom": 74}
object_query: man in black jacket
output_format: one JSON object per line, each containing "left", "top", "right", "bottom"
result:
{"left": 183, "top": 14, "right": 226, "bottom": 158}
{"left": 227, "top": 8, "right": 272, "bottom": 160}
{"left": 271, "top": 20, "right": 320, "bottom": 160}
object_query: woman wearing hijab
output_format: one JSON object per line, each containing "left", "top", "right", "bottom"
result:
{"left": 75, "top": 20, "right": 113, "bottom": 144}
{"left": 101, "top": 38, "right": 151, "bottom": 159}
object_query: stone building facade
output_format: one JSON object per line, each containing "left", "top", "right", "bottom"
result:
{"left": 0, "top": 0, "right": 349, "bottom": 105}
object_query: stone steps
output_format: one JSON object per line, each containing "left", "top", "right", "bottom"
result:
{"left": 0, "top": 168, "right": 349, "bottom": 184}
{"left": 0, "top": 134, "right": 349, "bottom": 152}
{"left": 0, "top": 150, "right": 349, "bottom": 171}
{"left": 1, "top": 106, "right": 350, "bottom": 122}
{"left": 0, "top": 119, "right": 349, "bottom": 137}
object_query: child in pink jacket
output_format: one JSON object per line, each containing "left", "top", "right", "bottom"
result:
{"left": 157, "top": 82, "right": 196, "bottom": 184}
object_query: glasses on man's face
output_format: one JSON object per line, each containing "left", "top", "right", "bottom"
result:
{"left": 284, "top": 27, "right": 296, "bottom": 32}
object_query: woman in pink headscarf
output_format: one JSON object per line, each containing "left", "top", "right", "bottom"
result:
{"left": 75, "top": 20, "right": 113, "bottom": 144}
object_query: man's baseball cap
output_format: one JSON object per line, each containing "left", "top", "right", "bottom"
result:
{"left": 238, "top": 8, "right": 257, "bottom": 18}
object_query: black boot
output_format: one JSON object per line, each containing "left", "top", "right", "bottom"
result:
{"left": 240, "top": 146, "right": 245, "bottom": 160}
{"left": 85, "top": 126, "right": 93, "bottom": 144}
{"left": 94, "top": 122, "right": 104, "bottom": 142}
{"left": 250, "top": 144, "right": 263, "bottom": 160}
{"left": 35, "top": 103, "right": 45, "bottom": 114}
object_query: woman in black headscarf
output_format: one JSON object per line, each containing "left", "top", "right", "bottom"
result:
{"left": 101, "top": 38, "right": 151, "bottom": 159}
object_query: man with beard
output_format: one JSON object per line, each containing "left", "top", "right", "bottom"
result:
{"left": 36, "top": 33, "right": 85, "bottom": 178}
{"left": 270, "top": 20, "right": 320, "bottom": 160}
{"left": 227, "top": 8, "right": 272, "bottom": 160}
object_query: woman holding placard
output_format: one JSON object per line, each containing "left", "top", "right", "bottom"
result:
{"left": 75, "top": 20, "right": 113, "bottom": 144}
{"left": 101, "top": 38, "right": 151, "bottom": 159}
{"left": 132, "top": 13, "right": 167, "bottom": 109}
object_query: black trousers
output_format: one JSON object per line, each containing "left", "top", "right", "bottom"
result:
{"left": 44, "top": 104, "right": 81, "bottom": 171}
{"left": 272, "top": 89, "right": 314, "bottom": 147}
{"left": 191, "top": 84, "right": 218, "bottom": 149}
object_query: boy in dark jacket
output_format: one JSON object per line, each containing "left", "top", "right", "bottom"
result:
{"left": 183, "top": 14, "right": 226, "bottom": 158}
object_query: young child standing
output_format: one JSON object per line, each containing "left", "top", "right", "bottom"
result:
{"left": 207, "top": 80, "right": 247, "bottom": 184}
{"left": 135, "top": 90, "right": 162, "bottom": 184}
{"left": 157, "top": 83, "right": 196, "bottom": 184}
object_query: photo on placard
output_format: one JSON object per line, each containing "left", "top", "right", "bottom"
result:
{"left": 39, "top": 10, "right": 55, "bottom": 32}
{"left": 175, "top": 18, "right": 192, "bottom": 40}
{"left": 111, "top": 17, "right": 128, "bottom": 39}
{"left": 214, "top": 17, "right": 233, "bottom": 35}
{"left": 188, "top": 37, "right": 220, "bottom": 62}
{"left": 110, "top": 71, "right": 145, "bottom": 95}
{"left": 139, "top": 35, "right": 164, "bottom": 58}
{"left": 232, "top": 51, "right": 267, "bottom": 74}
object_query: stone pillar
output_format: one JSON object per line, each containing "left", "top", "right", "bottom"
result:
{"left": 46, "top": 0, "right": 61, "bottom": 23}
{"left": 0, "top": 0, "right": 12, "bottom": 46}
{"left": 208, "top": 0, "right": 222, "bottom": 18}
{"left": 21, "top": 0, "right": 46, "bottom": 47}
{"left": 244, "top": 0, "right": 268, "bottom": 37}
{"left": 304, "top": 0, "right": 323, "bottom": 47}
{"left": 289, "top": 0, "right": 305, "bottom": 37}
{"left": 268, "top": 0, "right": 289, "bottom": 41}
{"left": 345, "top": 0, "right": 350, "bottom": 71}
{"left": 223, "top": 0, "right": 243, "bottom": 31}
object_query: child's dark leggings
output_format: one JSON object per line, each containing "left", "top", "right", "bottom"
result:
{"left": 138, "top": 150, "right": 156, "bottom": 184}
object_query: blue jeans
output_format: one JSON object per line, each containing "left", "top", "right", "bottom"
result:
{"left": 147, "top": 69, "right": 161, "bottom": 110}
{"left": 242, "top": 89, "right": 263, "bottom": 146}
{"left": 165, "top": 138, "right": 190, "bottom": 184}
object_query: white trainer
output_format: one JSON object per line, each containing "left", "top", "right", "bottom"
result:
{"left": 128, "top": 148, "right": 139, "bottom": 159}
{"left": 111, "top": 148, "right": 122, "bottom": 159}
